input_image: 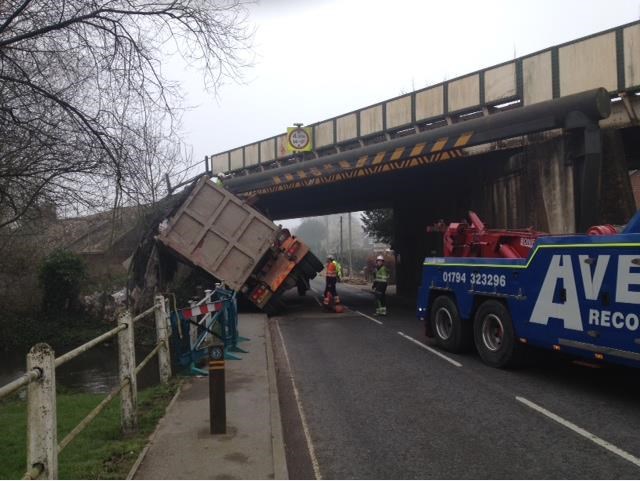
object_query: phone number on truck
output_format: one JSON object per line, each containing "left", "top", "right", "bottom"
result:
{"left": 442, "top": 271, "right": 507, "bottom": 287}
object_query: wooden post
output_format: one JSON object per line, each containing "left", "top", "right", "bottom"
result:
{"left": 118, "top": 311, "right": 138, "bottom": 434}
{"left": 203, "top": 289, "right": 214, "bottom": 341}
{"left": 189, "top": 300, "right": 199, "bottom": 351}
{"left": 27, "top": 343, "right": 57, "bottom": 479}
{"left": 154, "top": 296, "right": 172, "bottom": 384}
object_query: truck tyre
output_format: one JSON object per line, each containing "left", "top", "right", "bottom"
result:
{"left": 473, "top": 300, "right": 522, "bottom": 368}
{"left": 430, "top": 295, "right": 472, "bottom": 353}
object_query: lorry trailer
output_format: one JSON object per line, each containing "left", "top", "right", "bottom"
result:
{"left": 155, "top": 176, "right": 323, "bottom": 313}
{"left": 417, "top": 210, "right": 640, "bottom": 368}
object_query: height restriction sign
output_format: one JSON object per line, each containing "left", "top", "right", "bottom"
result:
{"left": 286, "top": 126, "right": 313, "bottom": 153}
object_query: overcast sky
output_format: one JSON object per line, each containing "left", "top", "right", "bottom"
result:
{"left": 170, "top": 0, "right": 639, "bottom": 181}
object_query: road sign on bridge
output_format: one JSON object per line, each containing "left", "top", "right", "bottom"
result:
{"left": 287, "top": 126, "right": 313, "bottom": 153}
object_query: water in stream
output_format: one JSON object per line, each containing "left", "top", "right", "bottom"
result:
{"left": 0, "top": 344, "right": 160, "bottom": 394}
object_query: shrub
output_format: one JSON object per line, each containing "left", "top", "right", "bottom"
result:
{"left": 38, "top": 250, "right": 86, "bottom": 312}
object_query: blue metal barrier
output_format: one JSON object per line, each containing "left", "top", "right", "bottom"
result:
{"left": 169, "top": 286, "right": 248, "bottom": 374}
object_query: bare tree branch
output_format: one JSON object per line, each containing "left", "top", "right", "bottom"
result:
{"left": 0, "top": 0, "right": 253, "bottom": 229}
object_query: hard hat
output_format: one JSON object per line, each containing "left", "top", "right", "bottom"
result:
{"left": 327, "top": 254, "right": 334, "bottom": 260}
{"left": 376, "top": 255, "right": 384, "bottom": 261}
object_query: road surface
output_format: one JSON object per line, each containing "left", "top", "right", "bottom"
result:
{"left": 270, "top": 278, "right": 640, "bottom": 479}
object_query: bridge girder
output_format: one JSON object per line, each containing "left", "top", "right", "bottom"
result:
{"left": 224, "top": 89, "right": 612, "bottom": 223}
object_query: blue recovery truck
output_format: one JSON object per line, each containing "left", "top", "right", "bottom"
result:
{"left": 417, "top": 210, "right": 640, "bottom": 368}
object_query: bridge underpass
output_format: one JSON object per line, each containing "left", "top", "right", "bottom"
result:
{"left": 198, "top": 21, "right": 640, "bottom": 298}
{"left": 221, "top": 89, "right": 639, "bottom": 297}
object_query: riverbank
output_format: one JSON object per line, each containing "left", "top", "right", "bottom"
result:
{"left": 0, "top": 309, "right": 108, "bottom": 354}
{"left": 0, "top": 381, "right": 179, "bottom": 479}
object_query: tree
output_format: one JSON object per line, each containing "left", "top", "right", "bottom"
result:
{"left": 38, "top": 249, "right": 86, "bottom": 311}
{"left": 294, "top": 218, "right": 327, "bottom": 259}
{"left": 0, "top": 0, "right": 252, "bottom": 229}
{"left": 360, "top": 209, "right": 394, "bottom": 244}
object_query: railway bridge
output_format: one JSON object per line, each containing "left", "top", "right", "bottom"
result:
{"left": 202, "top": 21, "right": 640, "bottom": 296}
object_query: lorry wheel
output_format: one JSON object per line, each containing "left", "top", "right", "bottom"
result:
{"left": 473, "top": 300, "right": 522, "bottom": 368}
{"left": 430, "top": 295, "right": 472, "bottom": 353}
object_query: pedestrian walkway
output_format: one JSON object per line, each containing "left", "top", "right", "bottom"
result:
{"left": 131, "top": 314, "right": 287, "bottom": 480}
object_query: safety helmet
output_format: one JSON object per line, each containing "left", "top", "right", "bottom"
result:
{"left": 327, "top": 254, "right": 334, "bottom": 260}
{"left": 376, "top": 255, "right": 384, "bottom": 261}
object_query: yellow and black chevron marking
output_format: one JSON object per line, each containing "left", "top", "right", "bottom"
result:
{"left": 209, "top": 360, "right": 225, "bottom": 370}
{"left": 250, "top": 131, "right": 473, "bottom": 196}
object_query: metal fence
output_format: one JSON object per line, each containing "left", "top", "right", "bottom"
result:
{"left": 0, "top": 295, "right": 172, "bottom": 480}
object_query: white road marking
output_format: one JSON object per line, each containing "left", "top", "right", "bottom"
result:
{"left": 516, "top": 396, "right": 640, "bottom": 469}
{"left": 396, "top": 331, "right": 463, "bottom": 367}
{"left": 276, "top": 320, "right": 323, "bottom": 480}
{"left": 353, "top": 310, "right": 383, "bottom": 325}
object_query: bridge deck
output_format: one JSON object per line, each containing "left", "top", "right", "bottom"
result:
{"left": 209, "top": 20, "right": 640, "bottom": 177}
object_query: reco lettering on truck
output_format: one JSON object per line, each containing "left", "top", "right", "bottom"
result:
{"left": 530, "top": 255, "right": 640, "bottom": 332}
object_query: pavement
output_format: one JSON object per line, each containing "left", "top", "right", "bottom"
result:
{"left": 130, "top": 313, "right": 288, "bottom": 480}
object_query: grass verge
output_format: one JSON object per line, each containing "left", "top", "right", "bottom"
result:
{"left": 0, "top": 380, "right": 179, "bottom": 479}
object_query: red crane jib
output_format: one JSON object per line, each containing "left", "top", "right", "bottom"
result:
{"left": 428, "top": 212, "right": 622, "bottom": 259}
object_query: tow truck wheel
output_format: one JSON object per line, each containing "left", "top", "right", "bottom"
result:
{"left": 473, "top": 300, "right": 522, "bottom": 368}
{"left": 430, "top": 295, "right": 472, "bottom": 353}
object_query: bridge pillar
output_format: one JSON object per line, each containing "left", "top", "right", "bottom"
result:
{"left": 392, "top": 202, "right": 427, "bottom": 299}
{"left": 392, "top": 181, "right": 474, "bottom": 298}
{"left": 499, "top": 135, "right": 576, "bottom": 233}
{"left": 392, "top": 128, "right": 637, "bottom": 298}
{"left": 485, "top": 129, "right": 636, "bottom": 232}
{"left": 598, "top": 129, "right": 636, "bottom": 224}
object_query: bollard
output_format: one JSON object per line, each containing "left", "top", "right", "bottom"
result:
{"left": 208, "top": 344, "right": 226, "bottom": 434}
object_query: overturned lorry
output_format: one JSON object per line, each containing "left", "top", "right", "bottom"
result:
{"left": 132, "top": 176, "right": 323, "bottom": 313}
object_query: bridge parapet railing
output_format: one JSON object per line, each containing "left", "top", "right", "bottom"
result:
{"left": 203, "top": 20, "right": 640, "bottom": 179}
{"left": 0, "top": 295, "right": 172, "bottom": 480}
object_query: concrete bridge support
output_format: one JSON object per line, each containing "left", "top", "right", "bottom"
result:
{"left": 469, "top": 136, "right": 577, "bottom": 234}
{"left": 392, "top": 178, "right": 476, "bottom": 298}
{"left": 598, "top": 129, "right": 637, "bottom": 224}
{"left": 393, "top": 129, "right": 637, "bottom": 298}
{"left": 467, "top": 129, "right": 635, "bottom": 233}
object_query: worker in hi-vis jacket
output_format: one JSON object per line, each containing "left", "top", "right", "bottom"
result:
{"left": 324, "top": 254, "right": 341, "bottom": 305}
{"left": 373, "top": 255, "right": 390, "bottom": 315}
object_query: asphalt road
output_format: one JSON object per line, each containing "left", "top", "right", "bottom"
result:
{"left": 270, "top": 278, "right": 640, "bottom": 479}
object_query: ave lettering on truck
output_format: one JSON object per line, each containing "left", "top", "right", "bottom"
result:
{"left": 416, "top": 210, "right": 640, "bottom": 369}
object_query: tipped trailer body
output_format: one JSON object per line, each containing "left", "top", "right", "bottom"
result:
{"left": 156, "top": 176, "right": 323, "bottom": 312}
{"left": 417, "top": 210, "right": 640, "bottom": 368}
